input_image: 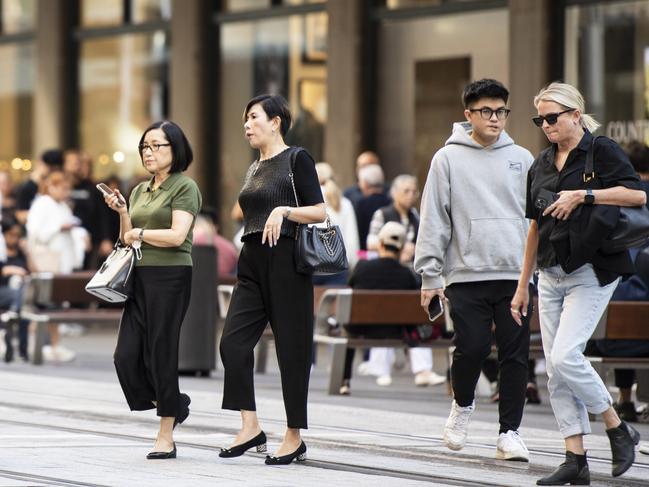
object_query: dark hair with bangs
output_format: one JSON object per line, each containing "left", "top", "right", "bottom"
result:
{"left": 138, "top": 120, "right": 193, "bottom": 173}
{"left": 243, "top": 94, "right": 292, "bottom": 137}
{"left": 462, "top": 79, "right": 509, "bottom": 108}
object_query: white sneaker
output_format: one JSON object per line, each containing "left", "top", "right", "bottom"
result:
{"left": 443, "top": 400, "right": 474, "bottom": 451}
{"left": 496, "top": 430, "right": 529, "bottom": 462}
{"left": 356, "top": 361, "right": 371, "bottom": 376}
{"left": 414, "top": 370, "right": 446, "bottom": 387}
{"left": 639, "top": 443, "right": 649, "bottom": 455}
{"left": 376, "top": 375, "right": 392, "bottom": 386}
{"left": 43, "top": 345, "right": 76, "bottom": 363}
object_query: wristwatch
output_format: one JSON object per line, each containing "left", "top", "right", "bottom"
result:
{"left": 138, "top": 228, "right": 145, "bottom": 240}
{"left": 584, "top": 188, "right": 595, "bottom": 205}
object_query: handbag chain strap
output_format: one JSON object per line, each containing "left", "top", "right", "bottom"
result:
{"left": 288, "top": 148, "right": 332, "bottom": 237}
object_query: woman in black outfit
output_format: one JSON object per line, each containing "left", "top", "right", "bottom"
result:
{"left": 219, "top": 94, "right": 326, "bottom": 465}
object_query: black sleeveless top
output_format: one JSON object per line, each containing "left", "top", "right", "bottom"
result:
{"left": 238, "top": 147, "right": 323, "bottom": 241}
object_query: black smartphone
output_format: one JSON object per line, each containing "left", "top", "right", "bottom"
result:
{"left": 427, "top": 295, "right": 444, "bottom": 322}
{"left": 535, "top": 188, "right": 559, "bottom": 211}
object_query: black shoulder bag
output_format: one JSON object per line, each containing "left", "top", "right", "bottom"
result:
{"left": 289, "top": 148, "right": 349, "bottom": 275}
{"left": 586, "top": 136, "right": 649, "bottom": 254}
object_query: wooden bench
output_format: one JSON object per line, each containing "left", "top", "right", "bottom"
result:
{"left": 586, "top": 301, "right": 649, "bottom": 380}
{"left": 313, "top": 289, "right": 455, "bottom": 395}
{"left": 21, "top": 272, "right": 123, "bottom": 365}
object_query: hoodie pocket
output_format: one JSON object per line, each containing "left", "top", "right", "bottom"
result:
{"left": 463, "top": 218, "right": 525, "bottom": 268}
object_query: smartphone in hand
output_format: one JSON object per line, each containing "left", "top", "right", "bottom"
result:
{"left": 427, "top": 294, "right": 444, "bottom": 322}
{"left": 97, "top": 183, "right": 125, "bottom": 207}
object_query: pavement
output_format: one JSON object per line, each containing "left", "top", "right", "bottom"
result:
{"left": 0, "top": 328, "right": 648, "bottom": 487}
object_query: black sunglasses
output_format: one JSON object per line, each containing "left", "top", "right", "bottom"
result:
{"left": 532, "top": 108, "right": 576, "bottom": 127}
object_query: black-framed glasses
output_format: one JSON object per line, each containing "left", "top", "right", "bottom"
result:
{"left": 532, "top": 108, "right": 575, "bottom": 127}
{"left": 468, "top": 107, "right": 511, "bottom": 121}
{"left": 139, "top": 143, "right": 171, "bottom": 153}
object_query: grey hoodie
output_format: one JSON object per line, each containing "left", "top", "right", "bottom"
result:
{"left": 414, "top": 122, "right": 534, "bottom": 289}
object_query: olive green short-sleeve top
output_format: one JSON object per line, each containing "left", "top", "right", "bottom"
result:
{"left": 129, "top": 173, "right": 202, "bottom": 266}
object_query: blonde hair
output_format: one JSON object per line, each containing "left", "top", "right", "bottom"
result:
{"left": 533, "top": 82, "right": 600, "bottom": 133}
{"left": 315, "top": 162, "right": 342, "bottom": 212}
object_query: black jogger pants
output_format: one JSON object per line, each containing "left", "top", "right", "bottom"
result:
{"left": 445, "top": 280, "right": 531, "bottom": 433}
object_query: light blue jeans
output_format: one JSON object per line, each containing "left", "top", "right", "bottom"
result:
{"left": 538, "top": 264, "right": 619, "bottom": 438}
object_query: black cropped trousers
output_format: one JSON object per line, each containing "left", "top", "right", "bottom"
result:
{"left": 220, "top": 238, "right": 314, "bottom": 429}
{"left": 114, "top": 265, "right": 192, "bottom": 418}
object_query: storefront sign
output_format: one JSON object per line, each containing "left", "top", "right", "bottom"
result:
{"left": 606, "top": 120, "right": 649, "bottom": 144}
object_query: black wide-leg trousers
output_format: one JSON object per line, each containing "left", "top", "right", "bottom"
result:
{"left": 114, "top": 265, "right": 192, "bottom": 417}
{"left": 445, "top": 280, "right": 531, "bottom": 433}
{"left": 220, "top": 238, "right": 314, "bottom": 429}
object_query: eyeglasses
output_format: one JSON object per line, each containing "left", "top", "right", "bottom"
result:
{"left": 139, "top": 143, "right": 171, "bottom": 153}
{"left": 468, "top": 107, "right": 511, "bottom": 121}
{"left": 532, "top": 108, "right": 575, "bottom": 127}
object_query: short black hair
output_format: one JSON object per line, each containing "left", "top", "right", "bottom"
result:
{"left": 623, "top": 141, "right": 649, "bottom": 174}
{"left": 243, "top": 94, "right": 292, "bottom": 137}
{"left": 1, "top": 216, "right": 21, "bottom": 234}
{"left": 41, "top": 149, "right": 63, "bottom": 168}
{"left": 462, "top": 79, "right": 509, "bottom": 108}
{"left": 138, "top": 120, "right": 193, "bottom": 173}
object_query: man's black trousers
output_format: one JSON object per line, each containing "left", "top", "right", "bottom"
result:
{"left": 220, "top": 238, "right": 313, "bottom": 429}
{"left": 114, "top": 265, "right": 192, "bottom": 418}
{"left": 445, "top": 280, "right": 531, "bottom": 433}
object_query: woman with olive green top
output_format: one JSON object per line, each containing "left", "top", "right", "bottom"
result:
{"left": 103, "top": 120, "right": 202, "bottom": 460}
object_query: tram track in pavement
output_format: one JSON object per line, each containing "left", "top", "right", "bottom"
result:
{"left": 0, "top": 400, "right": 648, "bottom": 487}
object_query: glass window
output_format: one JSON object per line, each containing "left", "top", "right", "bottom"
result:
{"left": 0, "top": 43, "right": 34, "bottom": 175}
{"left": 131, "top": 0, "right": 172, "bottom": 23}
{"left": 2, "top": 0, "right": 36, "bottom": 33}
{"left": 220, "top": 14, "right": 327, "bottom": 235}
{"left": 386, "top": 0, "right": 477, "bottom": 9}
{"left": 224, "top": 0, "right": 325, "bottom": 12}
{"left": 79, "top": 32, "right": 169, "bottom": 181}
{"left": 565, "top": 1, "right": 649, "bottom": 145}
{"left": 376, "top": 8, "right": 509, "bottom": 185}
{"left": 81, "top": 0, "right": 123, "bottom": 27}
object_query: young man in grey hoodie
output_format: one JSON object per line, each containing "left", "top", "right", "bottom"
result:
{"left": 414, "top": 79, "right": 534, "bottom": 461}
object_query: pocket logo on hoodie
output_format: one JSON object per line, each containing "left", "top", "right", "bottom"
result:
{"left": 508, "top": 161, "right": 522, "bottom": 172}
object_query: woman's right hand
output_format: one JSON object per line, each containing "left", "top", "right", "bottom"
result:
{"left": 104, "top": 189, "right": 127, "bottom": 214}
{"left": 510, "top": 286, "right": 529, "bottom": 326}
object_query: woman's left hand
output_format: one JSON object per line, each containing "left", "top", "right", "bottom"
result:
{"left": 123, "top": 228, "right": 141, "bottom": 246}
{"left": 262, "top": 207, "right": 285, "bottom": 247}
{"left": 543, "top": 190, "right": 584, "bottom": 220}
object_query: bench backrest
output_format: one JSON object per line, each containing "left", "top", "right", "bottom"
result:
{"left": 602, "top": 301, "right": 649, "bottom": 340}
{"left": 334, "top": 289, "right": 432, "bottom": 325}
{"left": 28, "top": 272, "right": 106, "bottom": 307}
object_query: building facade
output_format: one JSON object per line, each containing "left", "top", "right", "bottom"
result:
{"left": 0, "top": 0, "right": 646, "bottom": 236}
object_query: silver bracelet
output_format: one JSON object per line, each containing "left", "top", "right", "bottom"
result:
{"left": 284, "top": 207, "right": 292, "bottom": 219}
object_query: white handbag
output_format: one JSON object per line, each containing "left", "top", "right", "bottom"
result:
{"left": 85, "top": 241, "right": 138, "bottom": 303}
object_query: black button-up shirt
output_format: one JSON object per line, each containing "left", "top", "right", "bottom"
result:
{"left": 525, "top": 130, "right": 641, "bottom": 284}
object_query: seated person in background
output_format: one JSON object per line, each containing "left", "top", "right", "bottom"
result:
{"left": 366, "top": 174, "right": 420, "bottom": 265}
{"left": 589, "top": 244, "right": 649, "bottom": 422}
{"left": 355, "top": 165, "right": 391, "bottom": 252}
{"left": 192, "top": 206, "right": 239, "bottom": 279}
{"left": 340, "top": 222, "right": 445, "bottom": 395}
{"left": 1, "top": 217, "right": 31, "bottom": 362}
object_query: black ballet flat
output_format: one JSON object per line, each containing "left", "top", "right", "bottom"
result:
{"left": 173, "top": 393, "right": 191, "bottom": 429}
{"left": 265, "top": 441, "right": 307, "bottom": 465}
{"left": 219, "top": 431, "right": 267, "bottom": 458}
{"left": 146, "top": 442, "right": 177, "bottom": 460}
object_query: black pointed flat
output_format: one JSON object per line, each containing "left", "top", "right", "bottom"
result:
{"left": 219, "top": 431, "right": 267, "bottom": 458}
{"left": 173, "top": 393, "right": 191, "bottom": 429}
{"left": 265, "top": 441, "right": 307, "bottom": 465}
{"left": 146, "top": 442, "right": 177, "bottom": 460}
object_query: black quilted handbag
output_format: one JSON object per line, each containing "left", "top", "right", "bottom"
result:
{"left": 289, "top": 149, "right": 348, "bottom": 276}
{"left": 585, "top": 137, "right": 649, "bottom": 254}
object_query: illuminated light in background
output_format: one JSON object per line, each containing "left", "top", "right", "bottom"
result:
{"left": 11, "top": 158, "right": 22, "bottom": 170}
{"left": 98, "top": 154, "right": 110, "bottom": 165}
{"left": 113, "top": 151, "right": 125, "bottom": 163}
{"left": 22, "top": 159, "right": 32, "bottom": 171}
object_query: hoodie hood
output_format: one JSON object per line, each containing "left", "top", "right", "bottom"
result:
{"left": 445, "top": 121, "right": 515, "bottom": 150}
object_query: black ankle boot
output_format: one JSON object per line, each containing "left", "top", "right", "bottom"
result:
{"left": 537, "top": 451, "right": 589, "bottom": 486}
{"left": 607, "top": 420, "right": 640, "bottom": 477}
